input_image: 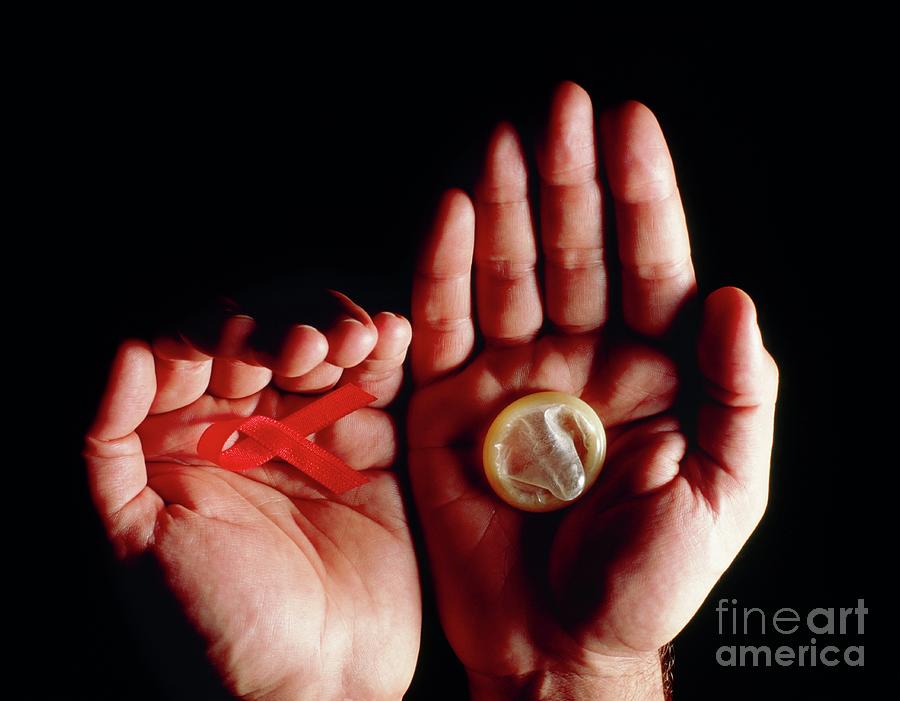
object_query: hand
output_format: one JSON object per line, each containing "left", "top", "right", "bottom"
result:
{"left": 408, "top": 82, "right": 779, "bottom": 700}
{"left": 83, "top": 293, "right": 420, "bottom": 701}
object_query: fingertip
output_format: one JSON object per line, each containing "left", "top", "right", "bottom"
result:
{"left": 90, "top": 338, "right": 157, "bottom": 440}
{"left": 441, "top": 187, "right": 476, "bottom": 229}
{"left": 700, "top": 287, "right": 768, "bottom": 402}
{"left": 550, "top": 80, "right": 594, "bottom": 123}
{"left": 420, "top": 188, "right": 475, "bottom": 274}
{"left": 218, "top": 314, "right": 258, "bottom": 360}
{"left": 325, "top": 317, "right": 378, "bottom": 368}
{"left": 340, "top": 313, "right": 409, "bottom": 405}
{"left": 118, "top": 336, "right": 155, "bottom": 365}
{"left": 709, "top": 287, "right": 779, "bottom": 399}
{"left": 484, "top": 123, "right": 527, "bottom": 179}
{"left": 540, "top": 80, "right": 596, "bottom": 180}
{"left": 323, "top": 289, "right": 379, "bottom": 366}
{"left": 372, "top": 312, "right": 412, "bottom": 359}
{"left": 598, "top": 99, "right": 657, "bottom": 135}
{"left": 149, "top": 335, "right": 213, "bottom": 415}
{"left": 152, "top": 335, "right": 211, "bottom": 362}
{"left": 558, "top": 78, "right": 589, "bottom": 93}
{"left": 207, "top": 358, "right": 273, "bottom": 399}
{"left": 705, "top": 286, "right": 759, "bottom": 334}
{"left": 598, "top": 99, "right": 675, "bottom": 204}
{"left": 274, "top": 361, "right": 343, "bottom": 394}
{"left": 265, "top": 324, "right": 329, "bottom": 377}
{"left": 113, "top": 338, "right": 157, "bottom": 398}
{"left": 327, "top": 289, "right": 375, "bottom": 327}
{"left": 297, "top": 323, "right": 330, "bottom": 356}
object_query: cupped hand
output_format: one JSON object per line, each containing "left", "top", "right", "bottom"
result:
{"left": 84, "top": 294, "right": 420, "bottom": 701}
{"left": 408, "top": 82, "right": 778, "bottom": 700}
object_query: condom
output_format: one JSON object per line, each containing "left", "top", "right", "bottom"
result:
{"left": 482, "top": 392, "right": 606, "bottom": 512}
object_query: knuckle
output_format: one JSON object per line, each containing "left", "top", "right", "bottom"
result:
{"left": 478, "top": 259, "right": 537, "bottom": 282}
{"left": 543, "top": 245, "right": 604, "bottom": 271}
{"left": 629, "top": 255, "right": 693, "bottom": 283}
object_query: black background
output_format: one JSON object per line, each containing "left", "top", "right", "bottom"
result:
{"left": 53, "top": 26, "right": 876, "bottom": 700}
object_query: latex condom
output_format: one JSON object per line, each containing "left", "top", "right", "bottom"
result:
{"left": 482, "top": 391, "right": 607, "bottom": 512}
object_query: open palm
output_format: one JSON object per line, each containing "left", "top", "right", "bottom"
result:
{"left": 408, "top": 83, "right": 778, "bottom": 697}
{"left": 84, "top": 302, "right": 420, "bottom": 701}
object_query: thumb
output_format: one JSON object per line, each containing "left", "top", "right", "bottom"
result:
{"left": 693, "top": 287, "right": 779, "bottom": 514}
{"left": 82, "top": 339, "right": 161, "bottom": 556}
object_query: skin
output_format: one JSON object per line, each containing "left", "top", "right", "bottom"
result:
{"left": 84, "top": 80, "right": 779, "bottom": 701}
{"left": 83, "top": 306, "right": 420, "bottom": 701}
{"left": 408, "top": 81, "right": 779, "bottom": 700}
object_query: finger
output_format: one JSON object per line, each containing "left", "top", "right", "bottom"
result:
{"left": 340, "top": 311, "right": 411, "bottom": 407}
{"left": 176, "top": 296, "right": 238, "bottom": 356}
{"left": 207, "top": 315, "right": 272, "bottom": 398}
{"left": 82, "top": 339, "right": 163, "bottom": 555}
{"left": 322, "top": 290, "right": 378, "bottom": 368}
{"left": 149, "top": 336, "right": 213, "bottom": 414}
{"left": 689, "top": 287, "right": 779, "bottom": 515}
{"left": 243, "top": 285, "right": 355, "bottom": 356}
{"left": 274, "top": 361, "right": 343, "bottom": 393}
{"left": 247, "top": 289, "right": 368, "bottom": 373}
{"left": 538, "top": 81, "right": 607, "bottom": 333}
{"left": 598, "top": 100, "right": 697, "bottom": 337}
{"left": 474, "top": 122, "right": 542, "bottom": 344}
{"left": 253, "top": 324, "right": 328, "bottom": 378}
{"left": 325, "top": 317, "right": 377, "bottom": 368}
{"left": 316, "top": 407, "right": 398, "bottom": 468}
{"left": 214, "top": 314, "right": 255, "bottom": 358}
{"left": 208, "top": 358, "right": 272, "bottom": 399}
{"left": 412, "top": 189, "right": 476, "bottom": 385}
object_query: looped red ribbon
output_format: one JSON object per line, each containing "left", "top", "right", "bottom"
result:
{"left": 197, "top": 383, "right": 376, "bottom": 494}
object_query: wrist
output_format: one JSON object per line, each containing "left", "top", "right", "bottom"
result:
{"left": 467, "top": 650, "right": 666, "bottom": 701}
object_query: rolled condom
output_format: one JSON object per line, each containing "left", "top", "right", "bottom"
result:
{"left": 483, "top": 391, "right": 607, "bottom": 512}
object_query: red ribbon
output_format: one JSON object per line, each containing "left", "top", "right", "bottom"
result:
{"left": 197, "top": 383, "right": 376, "bottom": 494}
